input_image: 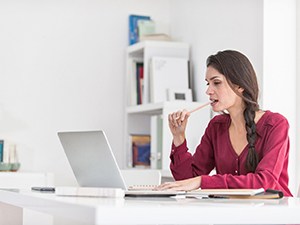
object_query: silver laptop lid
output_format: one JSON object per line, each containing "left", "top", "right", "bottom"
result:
{"left": 58, "top": 130, "right": 127, "bottom": 190}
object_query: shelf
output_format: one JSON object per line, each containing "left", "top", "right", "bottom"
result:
{"left": 126, "top": 101, "right": 209, "bottom": 114}
{"left": 127, "top": 41, "right": 189, "bottom": 57}
{"left": 126, "top": 102, "right": 165, "bottom": 115}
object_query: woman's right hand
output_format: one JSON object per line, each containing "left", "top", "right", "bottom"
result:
{"left": 168, "top": 109, "right": 190, "bottom": 146}
{"left": 155, "top": 176, "right": 201, "bottom": 191}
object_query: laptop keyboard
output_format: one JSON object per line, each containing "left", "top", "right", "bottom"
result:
{"left": 127, "top": 184, "right": 158, "bottom": 191}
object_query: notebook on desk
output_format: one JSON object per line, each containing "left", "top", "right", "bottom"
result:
{"left": 57, "top": 130, "right": 183, "bottom": 197}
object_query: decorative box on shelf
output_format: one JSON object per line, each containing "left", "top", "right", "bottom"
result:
{"left": 0, "top": 162, "right": 21, "bottom": 172}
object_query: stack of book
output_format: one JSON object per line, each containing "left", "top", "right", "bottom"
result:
{"left": 128, "top": 14, "right": 171, "bottom": 45}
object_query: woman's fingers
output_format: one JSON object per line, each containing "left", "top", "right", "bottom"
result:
{"left": 168, "top": 110, "right": 189, "bottom": 127}
{"left": 155, "top": 177, "right": 201, "bottom": 191}
{"left": 155, "top": 181, "right": 180, "bottom": 190}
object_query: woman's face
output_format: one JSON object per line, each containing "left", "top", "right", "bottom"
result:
{"left": 205, "top": 66, "right": 243, "bottom": 112}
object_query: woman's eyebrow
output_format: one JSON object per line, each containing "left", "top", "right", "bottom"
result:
{"left": 205, "top": 76, "right": 221, "bottom": 81}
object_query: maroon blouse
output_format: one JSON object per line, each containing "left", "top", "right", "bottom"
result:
{"left": 170, "top": 110, "right": 293, "bottom": 196}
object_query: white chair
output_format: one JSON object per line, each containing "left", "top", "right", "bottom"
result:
{"left": 120, "top": 169, "right": 161, "bottom": 187}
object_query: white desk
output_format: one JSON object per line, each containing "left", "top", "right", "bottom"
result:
{"left": 0, "top": 189, "right": 300, "bottom": 225}
{"left": 0, "top": 172, "right": 54, "bottom": 188}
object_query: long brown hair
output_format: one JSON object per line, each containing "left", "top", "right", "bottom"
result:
{"left": 206, "top": 50, "right": 259, "bottom": 172}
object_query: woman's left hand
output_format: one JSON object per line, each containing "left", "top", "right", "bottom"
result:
{"left": 155, "top": 176, "right": 201, "bottom": 191}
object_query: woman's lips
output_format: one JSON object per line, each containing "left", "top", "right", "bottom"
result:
{"left": 210, "top": 99, "right": 218, "bottom": 106}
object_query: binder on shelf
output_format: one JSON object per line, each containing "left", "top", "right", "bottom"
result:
{"left": 127, "top": 135, "right": 133, "bottom": 168}
{"left": 129, "top": 60, "right": 137, "bottom": 106}
{"left": 150, "top": 115, "right": 163, "bottom": 169}
{"left": 128, "top": 61, "right": 143, "bottom": 106}
{"left": 136, "top": 63, "right": 144, "bottom": 105}
{"left": 150, "top": 57, "right": 189, "bottom": 103}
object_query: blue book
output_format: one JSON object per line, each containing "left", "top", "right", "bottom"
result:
{"left": 129, "top": 14, "right": 151, "bottom": 45}
{"left": 131, "top": 135, "right": 151, "bottom": 167}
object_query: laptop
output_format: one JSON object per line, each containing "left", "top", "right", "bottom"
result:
{"left": 57, "top": 130, "right": 183, "bottom": 197}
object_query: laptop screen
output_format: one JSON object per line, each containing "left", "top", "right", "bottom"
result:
{"left": 58, "top": 130, "right": 127, "bottom": 190}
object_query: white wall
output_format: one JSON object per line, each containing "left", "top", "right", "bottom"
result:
{"left": 297, "top": 0, "right": 300, "bottom": 194}
{"left": 0, "top": 0, "right": 171, "bottom": 185}
{"left": 169, "top": 0, "right": 298, "bottom": 194}
{"left": 0, "top": 0, "right": 298, "bottom": 193}
{"left": 263, "top": 0, "right": 297, "bottom": 194}
{"left": 169, "top": 0, "right": 263, "bottom": 103}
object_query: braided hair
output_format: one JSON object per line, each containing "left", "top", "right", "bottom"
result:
{"left": 206, "top": 50, "right": 259, "bottom": 172}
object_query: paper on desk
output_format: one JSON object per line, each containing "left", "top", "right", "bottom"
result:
{"left": 186, "top": 188, "right": 265, "bottom": 198}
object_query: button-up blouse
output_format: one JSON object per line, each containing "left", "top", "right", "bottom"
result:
{"left": 170, "top": 110, "right": 293, "bottom": 196}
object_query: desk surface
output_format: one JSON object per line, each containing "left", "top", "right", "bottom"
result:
{"left": 0, "top": 188, "right": 300, "bottom": 224}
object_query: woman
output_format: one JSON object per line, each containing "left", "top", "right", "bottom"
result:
{"left": 157, "top": 50, "right": 293, "bottom": 196}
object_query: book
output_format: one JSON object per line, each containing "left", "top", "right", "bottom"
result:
{"left": 223, "top": 189, "right": 284, "bottom": 199}
{"left": 55, "top": 187, "right": 125, "bottom": 198}
{"left": 150, "top": 57, "right": 189, "bottom": 103}
{"left": 0, "top": 140, "right": 3, "bottom": 162}
{"left": 137, "top": 20, "right": 155, "bottom": 39}
{"left": 128, "top": 60, "right": 144, "bottom": 106}
{"left": 129, "top": 14, "right": 151, "bottom": 45}
{"left": 131, "top": 135, "right": 151, "bottom": 167}
{"left": 186, "top": 188, "right": 284, "bottom": 199}
{"left": 136, "top": 62, "right": 144, "bottom": 105}
{"left": 139, "top": 33, "right": 171, "bottom": 42}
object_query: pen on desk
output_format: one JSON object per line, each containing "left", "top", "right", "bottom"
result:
{"left": 265, "top": 189, "right": 283, "bottom": 198}
{"left": 265, "top": 189, "right": 279, "bottom": 194}
{"left": 208, "top": 195, "right": 229, "bottom": 199}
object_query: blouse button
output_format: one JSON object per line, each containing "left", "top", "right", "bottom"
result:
{"left": 235, "top": 170, "right": 238, "bottom": 174}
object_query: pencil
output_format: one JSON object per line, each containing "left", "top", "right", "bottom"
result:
{"left": 189, "top": 101, "right": 211, "bottom": 114}
{"left": 175, "top": 101, "right": 211, "bottom": 120}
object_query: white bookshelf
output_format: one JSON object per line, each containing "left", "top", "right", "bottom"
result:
{"left": 125, "top": 101, "right": 211, "bottom": 172}
{"left": 126, "top": 41, "right": 189, "bottom": 105}
{"left": 124, "top": 41, "right": 211, "bottom": 176}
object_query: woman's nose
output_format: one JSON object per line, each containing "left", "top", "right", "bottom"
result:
{"left": 206, "top": 85, "right": 213, "bottom": 95}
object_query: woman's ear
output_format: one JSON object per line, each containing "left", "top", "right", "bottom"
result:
{"left": 237, "top": 86, "right": 244, "bottom": 93}
{"left": 233, "top": 85, "right": 244, "bottom": 93}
